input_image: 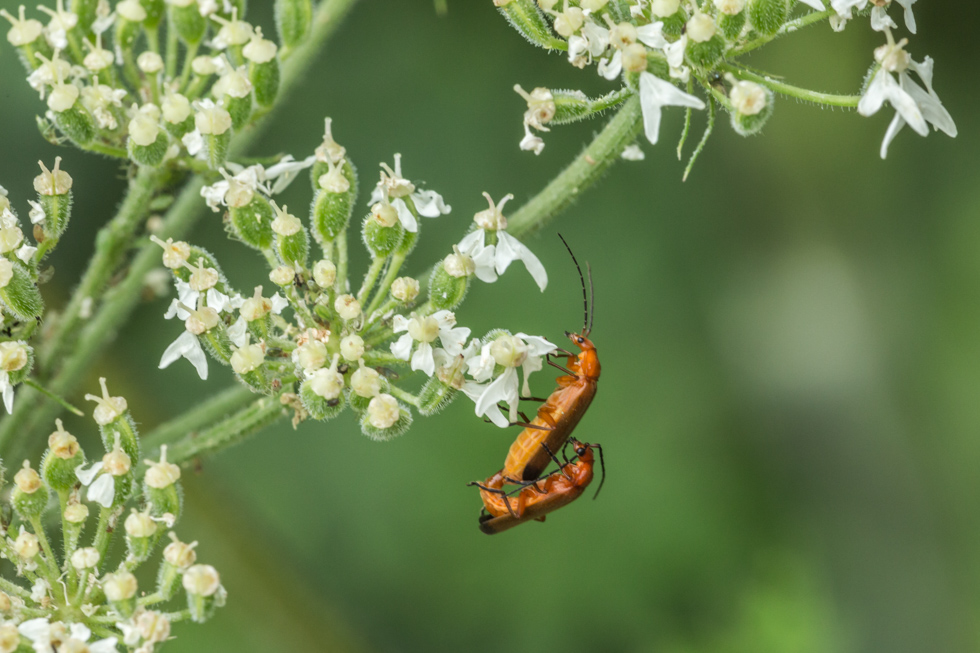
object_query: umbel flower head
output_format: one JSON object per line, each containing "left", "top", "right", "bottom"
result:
{"left": 0, "top": 377, "right": 225, "bottom": 651}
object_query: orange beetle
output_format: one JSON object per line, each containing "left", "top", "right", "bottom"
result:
{"left": 472, "top": 439, "right": 604, "bottom": 535}
{"left": 499, "top": 235, "right": 600, "bottom": 483}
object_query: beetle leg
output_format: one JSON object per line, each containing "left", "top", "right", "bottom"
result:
{"left": 547, "top": 359, "right": 577, "bottom": 377}
{"left": 541, "top": 442, "right": 572, "bottom": 480}
{"left": 467, "top": 482, "right": 517, "bottom": 518}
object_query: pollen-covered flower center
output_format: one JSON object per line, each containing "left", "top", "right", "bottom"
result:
{"left": 490, "top": 334, "right": 529, "bottom": 368}
{"left": 407, "top": 315, "right": 440, "bottom": 343}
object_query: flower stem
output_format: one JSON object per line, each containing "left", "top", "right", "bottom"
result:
{"left": 357, "top": 256, "right": 386, "bottom": 306}
{"left": 729, "top": 9, "right": 836, "bottom": 57}
{"left": 365, "top": 252, "right": 406, "bottom": 317}
{"left": 506, "top": 94, "right": 643, "bottom": 238}
{"left": 719, "top": 64, "right": 860, "bottom": 108}
{"left": 28, "top": 516, "right": 61, "bottom": 587}
{"left": 165, "top": 396, "right": 287, "bottom": 465}
{"left": 38, "top": 166, "right": 164, "bottom": 374}
{"left": 142, "top": 384, "right": 256, "bottom": 454}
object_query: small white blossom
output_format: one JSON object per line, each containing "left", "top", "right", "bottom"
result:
{"left": 368, "top": 155, "right": 451, "bottom": 233}
{"left": 391, "top": 311, "right": 470, "bottom": 376}
{"left": 466, "top": 333, "right": 555, "bottom": 426}
{"left": 639, "top": 72, "right": 706, "bottom": 145}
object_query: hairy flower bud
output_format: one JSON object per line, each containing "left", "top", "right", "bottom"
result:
{"left": 313, "top": 259, "right": 336, "bottom": 288}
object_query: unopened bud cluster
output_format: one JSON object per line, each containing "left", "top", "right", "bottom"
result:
{"left": 496, "top": 0, "right": 954, "bottom": 166}
{"left": 4, "top": 0, "right": 316, "bottom": 170}
{"left": 0, "top": 377, "right": 225, "bottom": 652}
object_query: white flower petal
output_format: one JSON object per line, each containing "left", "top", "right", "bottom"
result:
{"left": 159, "top": 331, "right": 209, "bottom": 380}
{"left": 392, "top": 198, "right": 418, "bottom": 233}
{"left": 515, "top": 333, "right": 557, "bottom": 357}
{"left": 597, "top": 50, "right": 622, "bottom": 81}
{"left": 412, "top": 189, "right": 451, "bottom": 217}
{"left": 639, "top": 72, "right": 704, "bottom": 146}
{"left": 391, "top": 333, "right": 414, "bottom": 361}
{"left": 466, "top": 343, "right": 495, "bottom": 382}
{"left": 411, "top": 342, "right": 435, "bottom": 376}
{"left": 495, "top": 232, "right": 548, "bottom": 291}
{"left": 69, "top": 623, "right": 91, "bottom": 642}
{"left": 858, "top": 69, "right": 891, "bottom": 117}
{"left": 901, "top": 72, "right": 957, "bottom": 137}
{"left": 18, "top": 618, "right": 51, "bottom": 641}
{"left": 896, "top": 0, "right": 916, "bottom": 33}
{"left": 879, "top": 111, "right": 905, "bottom": 159}
{"left": 206, "top": 288, "right": 232, "bottom": 312}
{"left": 474, "top": 367, "right": 519, "bottom": 424}
{"left": 227, "top": 316, "right": 248, "bottom": 348}
{"left": 76, "top": 461, "right": 105, "bottom": 486}
{"left": 0, "top": 372, "right": 12, "bottom": 414}
{"left": 462, "top": 381, "right": 508, "bottom": 428}
{"left": 519, "top": 123, "right": 545, "bottom": 155}
{"left": 16, "top": 244, "right": 37, "bottom": 263}
{"left": 458, "top": 229, "right": 485, "bottom": 253}
{"left": 636, "top": 22, "right": 666, "bottom": 49}
{"left": 439, "top": 326, "right": 471, "bottom": 357}
{"left": 869, "top": 6, "right": 897, "bottom": 31}
{"left": 392, "top": 314, "right": 410, "bottom": 334}
{"left": 88, "top": 473, "right": 115, "bottom": 508}
{"left": 89, "top": 638, "right": 119, "bottom": 653}
{"left": 270, "top": 293, "right": 289, "bottom": 314}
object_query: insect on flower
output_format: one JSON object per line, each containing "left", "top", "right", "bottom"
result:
{"left": 497, "top": 234, "right": 601, "bottom": 484}
{"left": 471, "top": 438, "right": 605, "bottom": 535}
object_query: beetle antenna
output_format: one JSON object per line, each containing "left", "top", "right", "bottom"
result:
{"left": 591, "top": 443, "right": 605, "bottom": 500}
{"left": 558, "top": 233, "right": 589, "bottom": 335}
{"left": 586, "top": 261, "right": 594, "bottom": 337}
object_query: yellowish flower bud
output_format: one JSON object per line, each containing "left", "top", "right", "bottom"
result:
{"left": 183, "top": 564, "right": 221, "bottom": 596}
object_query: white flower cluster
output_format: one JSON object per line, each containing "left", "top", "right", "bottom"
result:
{"left": 3, "top": 0, "right": 300, "bottom": 170}
{"left": 0, "top": 378, "right": 224, "bottom": 653}
{"left": 153, "top": 117, "right": 561, "bottom": 437}
{"left": 499, "top": 0, "right": 954, "bottom": 162}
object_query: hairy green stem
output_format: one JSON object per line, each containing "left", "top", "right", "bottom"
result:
{"left": 730, "top": 9, "right": 836, "bottom": 57}
{"left": 142, "top": 384, "right": 256, "bottom": 453}
{"left": 365, "top": 252, "right": 406, "bottom": 317}
{"left": 39, "top": 166, "right": 164, "bottom": 373}
{"left": 166, "top": 396, "right": 287, "bottom": 464}
{"left": 720, "top": 64, "right": 861, "bottom": 107}
{"left": 506, "top": 94, "right": 642, "bottom": 237}
{"left": 357, "top": 256, "right": 386, "bottom": 306}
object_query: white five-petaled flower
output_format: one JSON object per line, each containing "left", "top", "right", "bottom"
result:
{"left": 830, "top": 0, "right": 916, "bottom": 33}
{"left": 456, "top": 229, "right": 548, "bottom": 292}
{"left": 368, "top": 154, "right": 451, "bottom": 232}
{"left": 391, "top": 311, "right": 470, "bottom": 376}
{"left": 639, "top": 72, "right": 706, "bottom": 145}
{"left": 465, "top": 333, "right": 556, "bottom": 427}
{"left": 858, "top": 39, "right": 956, "bottom": 159}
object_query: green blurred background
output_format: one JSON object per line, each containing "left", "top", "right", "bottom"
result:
{"left": 1, "top": 1, "right": 978, "bottom": 651}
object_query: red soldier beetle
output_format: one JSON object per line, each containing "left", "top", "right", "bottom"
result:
{"left": 470, "top": 439, "right": 605, "bottom": 535}
{"left": 497, "top": 234, "right": 600, "bottom": 483}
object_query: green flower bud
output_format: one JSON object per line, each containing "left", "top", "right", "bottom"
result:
{"left": 34, "top": 157, "right": 73, "bottom": 241}
{"left": 158, "top": 533, "right": 196, "bottom": 599}
{"left": 41, "top": 420, "right": 84, "bottom": 492}
{"left": 205, "top": 131, "right": 231, "bottom": 170}
{"left": 300, "top": 380, "right": 346, "bottom": 421}
{"left": 275, "top": 0, "right": 311, "bottom": 49}
{"left": 2, "top": 342, "right": 33, "bottom": 387}
{"left": 114, "top": 12, "right": 142, "bottom": 51}
{"left": 359, "top": 394, "right": 412, "bottom": 441}
{"left": 103, "top": 571, "right": 138, "bottom": 618}
{"left": 417, "top": 376, "right": 458, "bottom": 416}
{"left": 271, "top": 203, "right": 309, "bottom": 266}
{"left": 140, "top": 0, "right": 165, "bottom": 29}
{"left": 0, "top": 260, "right": 43, "bottom": 320}
{"left": 12, "top": 461, "right": 48, "bottom": 520}
{"left": 718, "top": 10, "right": 746, "bottom": 40}
{"left": 168, "top": 1, "right": 206, "bottom": 44}
{"left": 124, "top": 508, "right": 157, "bottom": 564}
{"left": 228, "top": 195, "right": 275, "bottom": 250}
{"left": 428, "top": 262, "right": 469, "bottom": 311}
{"left": 395, "top": 226, "right": 418, "bottom": 257}
{"left": 748, "top": 0, "right": 789, "bottom": 36}
{"left": 55, "top": 105, "right": 95, "bottom": 146}
{"left": 730, "top": 84, "right": 774, "bottom": 136}
{"left": 185, "top": 564, "right": 225, "bottom": 623}
{"left": 201, "top": 324, "right": 234, "bottom": 365}
{"left": 71, "top": 0, "right": 100, "bottom": 31}
{"left": 165, "top": 114, "right": 195, "bottom": 139}
{"left": 128, "top": 130, "right": 170, "bottom": 167}
{"left": 311, "top": 159, "right": 357, "bottom": 247}
{"left": 660, "top": 11, "right": 686, "bottom": 39}
{"left": 497, "top": 0, "right": 564, "bottom": 50}
{"left": 250, "top": 59, "right": 279, "bottom": 107}
{"left": 362, "top": 215, "right": 403, "bottom": 258}
{"left": 225, "top": 94, "right": 252, "bottom": 131}
{"left": 686, "top": 34, "right": 726, "bottom": 70}
{"left": 550, "top": 89, "right": 592, "bottom": 124}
